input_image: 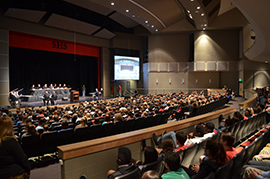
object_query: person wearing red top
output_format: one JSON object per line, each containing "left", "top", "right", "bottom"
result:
{"left": 220, "top": 132, "right": 238, "bottom": 162}
{"left": 175, "top": 131, "right": 190, "bottom": 152}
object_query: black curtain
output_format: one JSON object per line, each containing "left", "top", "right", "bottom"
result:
{"left": 9, "top": 47, "right": 98, "bottom": 95}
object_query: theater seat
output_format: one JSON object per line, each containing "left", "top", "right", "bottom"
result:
{"left": 115, "top": 168, "right": 141, "bottom": 179}
{"left": 214, "top": 159, "right": 233, "bottom": 179}
{"left": 230, "top": 149, "right": 245, "bottom": 179}
{"left": 139, "top": 159, "right": 164, "bottom": 176}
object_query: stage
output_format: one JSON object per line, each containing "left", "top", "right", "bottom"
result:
{"left": 7, "top": 96, "right": 116, "bottom": 110}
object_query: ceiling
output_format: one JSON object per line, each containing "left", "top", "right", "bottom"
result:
{"left": 0, "top": 0, "right": 228, "bottom": 39}
{"left": 1, "top": 0, "right": 269, "bottom": 63}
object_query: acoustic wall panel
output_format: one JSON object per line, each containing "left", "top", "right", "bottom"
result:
{"left": 207, "top": 62, "right": 216, "bottom": 71}
{"left": 169, "top": 63, "right": 178, "bottom": 72}
{"left": 159, "top": 63, "right": 168, "bottom": 72}
{"left": 149, "top": 63, "right": 158, "bottom": 72}
{"left": 196, "top": 62, "right": 205, "bottom": 71}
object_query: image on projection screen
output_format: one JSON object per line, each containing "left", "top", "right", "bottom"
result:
{"left": 114, "top": 55, "right": 140, "bottom": 80}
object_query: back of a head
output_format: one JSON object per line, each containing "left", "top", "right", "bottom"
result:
{"left": 164, "top": 152, "right": 180, "bottom": 171}
{"left": 141, "top": 170, "right": 161, "bottom": 179}
{"left": 221, "top": 132, "right": 235, "bottom": 148}
{"left": 234, "top": 111, "right": 243, "bottom": 121}
{"left": 162, "top": 138, "right": 174, "bottom": 153}
{"left": 176, "top": 131, "right": 187, "bottom": 146}
{"left": 205, "top": 122, "right": 215, "bottom": 132}
{"left": 144, "top": 146, "right": 158, "bottom": 164}
{"left": 117, "top": 147, "right": 131, "bottom": 165}
{"left": 194, "top": 124, "right": 205, "bottom": 137}
{"left": 0, "top": 116, "right": 14, "bottom": 144}
{"left": 205, "top": 140, "right": 226, "bottom": 166}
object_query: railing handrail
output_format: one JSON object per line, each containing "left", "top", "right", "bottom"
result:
{"left": 239, "top": 89, "right": 257, "bottom": 108}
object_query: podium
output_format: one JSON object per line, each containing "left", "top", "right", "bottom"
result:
{"left": 70, "top": 90, "right": 79, "bottom": 102}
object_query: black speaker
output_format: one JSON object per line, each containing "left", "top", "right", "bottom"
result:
{"left": 188, "top": 33, "right": 194, "bottom": 62}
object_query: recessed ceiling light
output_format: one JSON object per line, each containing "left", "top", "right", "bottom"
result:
{"left": 151, "top": 25, "right": 154, "bottom": 28}
{"left": 197, "top": 6, "right": 200, "bottom": 9}
{"left": 204, "top": 24, "right": 207, "bottom": 26}
{"left": 201, "top": 13, "right": 205, "bottom": 16}
{"left": 126, "top": 10, "right": 129, "bottom": 12}
{"left": 195, "top": 11, "right": 199, "bottom": 13}
{"left": 191, "top": 0, "right": 194, "bottom": 1}
{"left": 132, "top": 15, "right": 135, "bottom": 18}
{"left": 203, "top": 28, "right": 205, "bottom": 30}
{"left": 111, "top": 2, "right": 114, "bottom": 5}
{"left": 145, "top": 20, "right": 148, "bottom": 23}
{"left": 266, "top": 60, "right": 268, "bottom": 63}
{"left": 187, "top": 10, "right": 190, "bottom": 13}
{"left": 155, "top": 29, "right": 158, "bottom": 31}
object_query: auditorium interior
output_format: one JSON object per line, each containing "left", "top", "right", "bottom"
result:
{"left": 0, "top": 0, "right": 270, "bottom": 178}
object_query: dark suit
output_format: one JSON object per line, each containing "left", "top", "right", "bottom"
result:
{"left": 50, "top": 93, "right": 57, "bottom": 105}
{"left": 43, "top": 93, "right": 50, "bottom": 106}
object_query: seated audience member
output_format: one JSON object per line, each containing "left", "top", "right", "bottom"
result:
{"left": 189, "top": 140, "right": 226, "bottom": 179}
{"left": 0, "top": 116, "right": 31, "bottom": 179}
{"left": 141, "top": 170, "right": 161, "bottom": 179}
{"left": 75, "top": 117, "right": 87, "bottom": 130}
{"left": 220, "top": 132, "right": 238, "bottom": 161}
{"left": 35, "top": 118, "right": 46, "bottom": 131}
{"left": 21, "top": 124, "right": 39, "bottom": 138}
{"left": 114, "top": 113, "right": 123, "bottom": 123}
{"left": 157, "top": 139, "right": 175, "bottom": 158}
{"left": 175, "top": 131, "right": 191, "bottom": 152}
{"left": 102, "top": 113, "right": 112, "bottom": 125}
{"left": 107, "top": 147, "right": 137, "bottom": 179}
{"left": 185, "top": 124, "right": 206, "bottom": 145}
{"left": 161, "top": 152, "right": 190, "bottom": 179}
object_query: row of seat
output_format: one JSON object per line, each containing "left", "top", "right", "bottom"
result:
{"left": 176, "top": 111, "right": 269, "bottom": 179}
{"left": 226, "top": 111, "right": 267, "bottom": 146}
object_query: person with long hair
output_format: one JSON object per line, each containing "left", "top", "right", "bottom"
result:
{"left": 190, "top": 140, "right": 226, "bottom": 179}
{"left": 0, "top": 116, "right": 31, "bottom": 178}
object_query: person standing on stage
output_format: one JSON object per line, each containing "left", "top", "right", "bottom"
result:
{"left": 118, "top": 85, "right": 122, "bottom": 97}
{"left": 95, "top": 88, "right": 99, "bottom": 100}
{"left": 100, "top": 88, "right": 104, "bottom": 98}
{"left": 43, "top": 91, "right": 50, "bottom": 106}
{"left": 50, "top": 91, "right": 57, "bottom": 105}
{"left": 82, "top": 85, "right": 86, "bottom": 96}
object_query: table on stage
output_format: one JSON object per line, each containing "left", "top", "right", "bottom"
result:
{"left": 21, "top": 88, "right": 71, "bottom": 102}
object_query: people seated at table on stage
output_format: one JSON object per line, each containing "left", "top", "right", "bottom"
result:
{"left": 37, "top": 84, "right": 42, "bottom": 89}
{"left": 58, "top": 84, "right": 62, "bottom": 89}
{"left": 54, "top": 83, "right": 57, "bottom": 89}
{"left": 63, "top": 84, "right": 67, "bottom": 88}
{"left": 43, "top": 84, "right": 48, "bottom": 89}
{"left": 30, "top": 84, "right": 35, "bottom": 91}
{"left": 50, "top": 91, "right": 57, "bottom": 105}
{"left": 43, "top": 91, "right": 50, "bottom": 106}
{"left": 49, "top": 84, "right": 54, "bottom": 89}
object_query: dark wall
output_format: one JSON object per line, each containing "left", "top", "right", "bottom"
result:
{"left": 9, "top": 47, "right": 98, "bottom": 95}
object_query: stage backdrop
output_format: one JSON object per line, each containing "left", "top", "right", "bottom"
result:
{"left": 9, "top": 31, "right": 100, "bottom": 95}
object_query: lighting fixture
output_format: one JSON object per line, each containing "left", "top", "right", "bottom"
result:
{"left": 126, "top": 10, "right": 129, "bottom": 12}
{"left": 197, "top": 6, "right": 200, "bottom": 9}
{"left": 151, "top": 25, "right": 154, "bottom": 28}
{"left": 111, "top": 2, "right": 114, "bottom": 5}
{"left": 155, "top": 29, "right": 158, "bottom": 31}
{"left": 201, "top": 13, "right": 204, "bottom": 16}
{"left": 145, "top": 20, "right": 148, "bottom": 23}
